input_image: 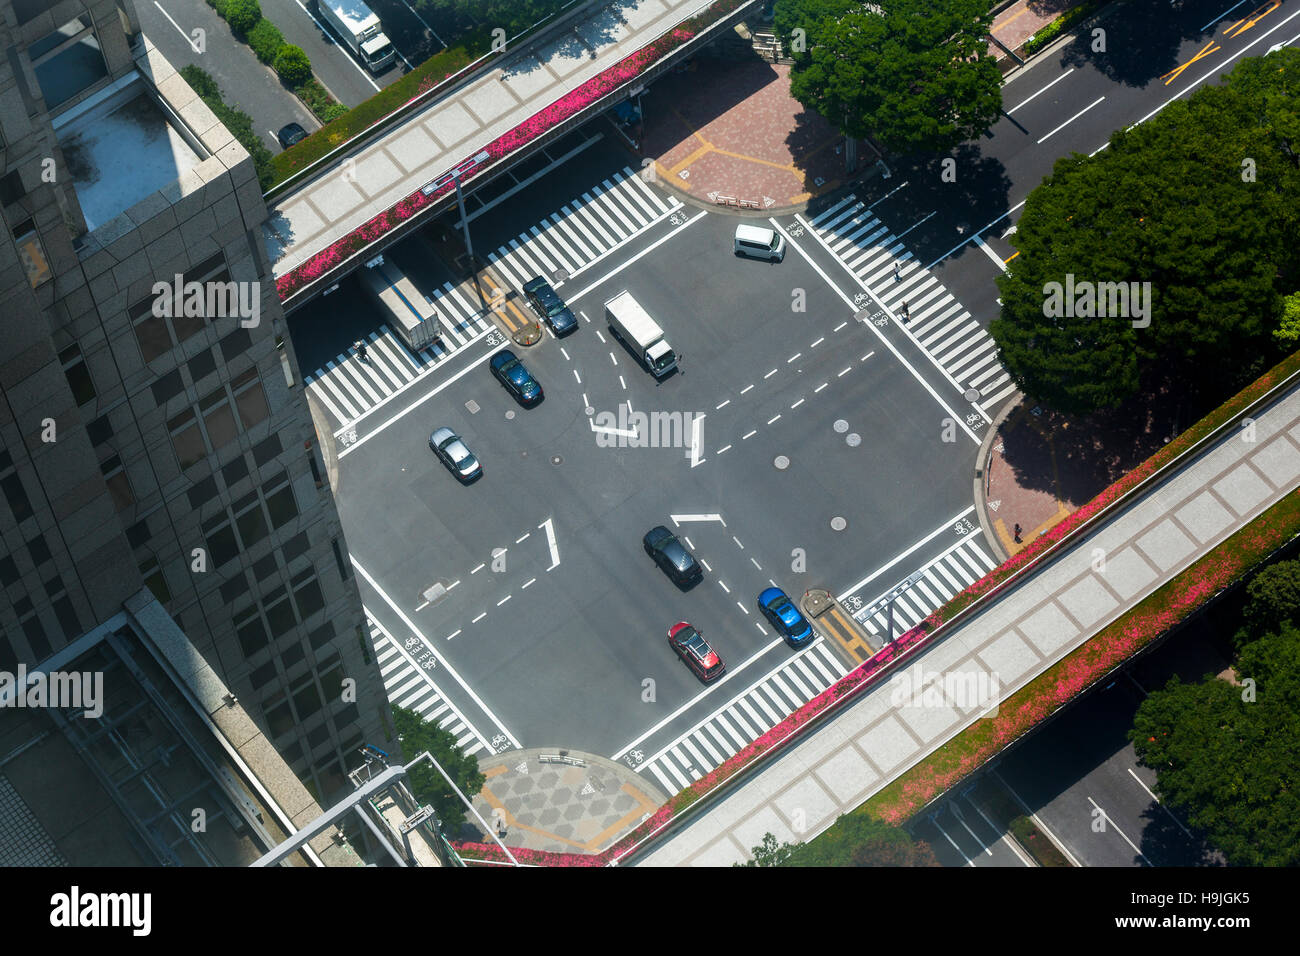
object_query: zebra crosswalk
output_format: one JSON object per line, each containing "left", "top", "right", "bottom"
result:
{"left": 484, "top": 166, "right": 682, "bottom": 291}
{"left": 802, "top": 196, "right": 1019, "bottom": 416}
{"left": 369, "top": 617, "right": 490, "bottom": 759}
{"left": 632, "top": 640, "right": 849, "bottom": 796}
{"left": 846, "top": 536, "right": 998, "bottom": 636}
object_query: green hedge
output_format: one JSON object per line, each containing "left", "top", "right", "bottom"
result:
{"left": 247, "top": 17, "right": 285, "bottom": 63}
{"left": 180, "top": 64, "right": 277, "bottom": 189}
{"left": 269, "top": 32, "right": 489, "bottom": 185}
{"left": 276, "top": 44, "right": 313, "bottom": 87}
{"left": 1024, "top": 0, "right": 1106, "bottom": 54}
{"left": 294, "top": 77, "right": 348, "bottom": 123}
{"left": 225, "top": 0, "right": 262, "bottom": 35}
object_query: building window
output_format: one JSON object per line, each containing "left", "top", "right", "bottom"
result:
{"left": 264, "top": 586, "right": 296, "bottom": 635}
{"left": 11, "top": 218, "right": 50, "bottom": 288}
{"left": 291, "top": 569, "right": 325, "bottom": 619}
{"left": 235, "top": 606, "right": 269, "bottom": 657}
{"left": 29, "top": 17, "right": 109, "bottom": 110}
{"left": 264, "top": 474, "right": 297, "bottom": 529}
{"left": 139, "top": 554, "right": 170, "bottom": 603}
{"left": 168, "top": 409, "right": 206, "bottom": 470}
{"left": 202, "top": 515, "right": 240, "bottom": 568}
{"left": 234, "top": 493, "right": 269, "bottom": 549}
{"left": 99, "top": 454, "right": 133, "bottom": 511}
{"left": 231, "top": 368, "right": 270, "bottom": 429}
{"left": 59, "top": 345, "right": 96, "bottom": 406}
{"left": 198, "top": 387, "right": 239, "bottom": 451}
{"left": 1, "top": 469, "right": 34, "bottom": 523}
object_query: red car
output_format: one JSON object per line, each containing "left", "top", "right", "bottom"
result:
{"left": 667, "top": 622, "right": 725, "bottom": 683}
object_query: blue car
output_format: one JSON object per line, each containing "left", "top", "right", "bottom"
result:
{"left": 489, "top": 349, "right": 543, "bottom": 406}
{"left": 758, "top": 586, "right": 813, "bottom": 645}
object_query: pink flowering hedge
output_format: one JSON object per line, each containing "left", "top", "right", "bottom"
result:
{"left": 451, "top": 351, "right": 1300, "bottom": 866}
{"left": 275, "top": 0, "right": 751, "bottom": 301}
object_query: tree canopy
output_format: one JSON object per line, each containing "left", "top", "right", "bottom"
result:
{"left": 392, "top": 705, "right": 485, "bottom": 830}
{"left": 1129, "top": 622, "right": 1300, "bottom": 866}
{"left": 739, "top": 815, "right": 939, "bottom": 866}
{"left": 775, "top": 0, "right": 1002, "bottom": 155}
{"left": 991, "top": 48, "right": 1300, "bottom": 415}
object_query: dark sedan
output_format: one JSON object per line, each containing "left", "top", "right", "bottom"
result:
{"left": 277, "top": 122, "right": 308, "bottom": 150}
{"left": 489, "top": 349, "right": 543, "bottom": 405}
{"left": 522, "top": 276, "right": 578, "bottom": 335}
{"left": 643, "top": 525, "right": 703, "bottom": 586}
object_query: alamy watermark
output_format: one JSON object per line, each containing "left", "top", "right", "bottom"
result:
{"left": 151, "top": 274, "right": 260, "bottom": 328}
{"left": 889, "top": 662, "right": 1001, "bottom": 716}
{"left": 0, "top": 664, "right": 103, "bottom": 718}
{"left": 592, "top": 407, "right": 703, "bottom": 449}
{"left": 1043, "top": 274, "right": 1151, "bottom": 328}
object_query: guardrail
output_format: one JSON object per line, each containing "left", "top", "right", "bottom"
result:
{"left": 605, "top": 358, "right": 1300, "bottom": 866}
{"left": 276, "top": 0, "right": 762, "bottom": 310}
{"left": 263, "top": 0, "right": 596, "bottom": 202}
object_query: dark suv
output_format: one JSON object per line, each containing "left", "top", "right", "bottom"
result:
{"left": 522, "top": 276, "right": 578, "bottom": 335}
{"left": 643, "top": 525, "right": 703, "bottom": 587}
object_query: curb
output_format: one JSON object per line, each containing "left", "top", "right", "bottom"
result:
{"left": 973, "top": 392, "right": 1024, "bottom": 564}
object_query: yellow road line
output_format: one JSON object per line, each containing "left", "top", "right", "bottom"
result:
{"left": 817, "top": 605, "right": 873, "bottom": 664}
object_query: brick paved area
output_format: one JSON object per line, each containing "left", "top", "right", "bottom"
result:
{"left": 639, "top": 58, "right": 855, "bottom": 211}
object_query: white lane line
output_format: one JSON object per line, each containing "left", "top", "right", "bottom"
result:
{"left": 732, "top": 536, "right": 744, "bottom": 550}
{"left": 521, "top": 578, "right": 536, "bottom": 589}
{"left": 718, "top": 581, "right": 731, "bottom": 594}
{"left": 471, "top": 563, "right": 486, "bottom": 574}
{"left": 538, "top": 517, "right": 560, "bottom": 570}
{"left": 573, "top": 369, "right": 582, "bottom": 384}
{"left": 860, "top": 351, "right": 875, "bottom": 362}
{"left": 496, "top": 595, "right": 512, "bottom": 607}
{"left": 740, "top": 384, "right": 754, "bottom": 394}
{"left": 838, "top": 366, "right": 852, "bottom": 377}
{"left": 682, "top": 536, "right": 694, "bottom": 549}
{"left": 472, "top": 612, "right": 487, "bottom": 624}
{"left": 582, "top": 392, "right": 589, "bottom": 408}
{"left": 700, "top": 558, "right": 713, "bottom": 572}
{"left": 594, "top": 330, "right": 605, "bottom": 344}
{"left": 1087, "top": 796, "right": 1151, "bottom": 864}
{"left": 447, "top": 580, "right": 461, "bottom": 591}
{"left": 742, "top": 430, "right": 757, "bottom": 440}
{"left": 446, "top": 629, "right": 462, "bottom": 641}
{"left": 764, "top": 368, "right": 778, "bottom": 379}
{"left": 787, "top": 352, "right": 802, "bottom": 363}
{"left": 354, "top": 563, "right": 520, "bottom": 749}
{"left": 767, "top": 414, "right": 781, "bottom": 425}
{"left": 690, "top": 413, "right": 706, "bottom": 468}
{"left": 716, "top": 399, "right": 730, "bottom": 410}
{"left": 414, "top": 600, "right": 429, "bottom": 613}
{"left": 670, "top": 514, "right": 726, "bottom": 524}
{"left": 810, "top": 337, "right": 825, "bottom": 348}
{"left": 814, "top": 382, "right": 829, "bottom": 393}
{"left": 610, "top": 351, "right": 618, "bottom": 365}
{"left": 515, "top": 532, "right": 530, "bottom": 543}
{"left": 925, "top": 201, "right": 1025, "bottom": 270}
{"left": 736, "top": 601, "right": 749, "bottom": 615}
{"left": 1202, "top": 0, "right": 1248, "bottom": 31}
{"left": 717, "top": 444, "right": 732, "bottom": 455}
{"left": 1005, "top": 68, "right": 1074, "bottom": 114}
{"left": 579, "top": 310, "right": 590, "bottom": 323}
{"left": 750, "top": 557, "right": 762, "bottom": 571}
{"left": 153, "top": 1, "right": 204, "bottom": 52}
{"left": 620, "top": 375, "right": 627, "bottom": 389}
{"left": 791, "top": 398, "right": 804, "bottom": 409}
{"left": 974, "top": 235, "right": 1008, "bottom": 272}
{"left": 833, "top": 322, "right": 847, "bottom": 332}
{"left": 1037, "top": 96, "right": 1105, "bottom": 144}
{"left": 560, "top": 347, "right": 570, "bottom": 361}
{"left": 1127, "top": 768, "right": 1195, "bottom": 839}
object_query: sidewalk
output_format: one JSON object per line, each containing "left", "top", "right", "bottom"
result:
{"left": 988, "top": 0, "right": 1085, "bottom": 64}
{"left": 633, "top": 383, "right": 1300, "bottom": 865}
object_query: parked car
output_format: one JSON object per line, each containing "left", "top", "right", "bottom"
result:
{"left": 758, "top": 586, "right": 813, "bottom": 645}
{"left": 429, "top": 427, "right": 482, "bottom": 482}
{"left": 643, "top": 525, "right": 703, "bottom": 586}
{"left": 667, "top": 622, "right": 725, "bottom": 682}
{"left": 489, "top": 349, "right": 543, "bottom": 405}
{"left": 522, "top": 276, "right": 578, "bottom": 335}
{"left": 277, "top": 122, "right": 308, "bottom": 150}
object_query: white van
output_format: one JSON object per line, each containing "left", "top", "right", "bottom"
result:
{"left": 734, "top": 223, "right": 785, "bottom": 262}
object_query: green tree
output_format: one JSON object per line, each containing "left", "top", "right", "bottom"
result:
{"left": 274, "top": 44, "right": 313, "bottom": 87}
{"left": 1275, "top": 292, "right": 1300, "bottom": 348}
{"left": 1237, "top": 559, "right": 1300, "bottom": 646}
{"left": 1129, "top": 623, "right": 1300, "bottom": 866}
{"left": 738, "top": 815, "right": 939, "bottom": 866}
{"left": 778, "top": 0, "right": 1001, "bottom": 155}
{"left": 224, "top": 0, "right": 262, "bottom": 35}
{"left": 738, "top": 832, "right": 798, "bottom": 866}
{"left": 991, "top": 50, "right": 1300, "bottom": 414}
{"left": 392, "top": 705, "right": 485, "bottom": 830}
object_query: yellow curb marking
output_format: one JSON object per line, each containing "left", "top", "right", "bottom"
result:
{"left": 816, "top": 604, "right": 873, "bottom": 664}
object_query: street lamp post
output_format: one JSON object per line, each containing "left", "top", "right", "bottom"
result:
{"left": 880, "top": 570, "right": 927, "bottom": 645}
{"left": 423, "top": 150, "right": 490, "bottom": 309}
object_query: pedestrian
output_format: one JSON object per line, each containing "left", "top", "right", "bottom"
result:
{"left": 354, "top": 339, "right": 368, "bottom": 362}
{"left": 900, "top": 302, "right": 910, "bottom": 324}
{"left": 894, "top": 262, "right": 902, "bottom": 282}
{"left": 1013, "top": 523, "right": 1022, "bottom": 543}
{"left": 496, "top": 818, "right": 508, "bottom": 839}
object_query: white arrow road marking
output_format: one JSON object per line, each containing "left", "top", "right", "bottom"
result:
{"left": 690, "top": 413, "right": 706, "bottom": 467}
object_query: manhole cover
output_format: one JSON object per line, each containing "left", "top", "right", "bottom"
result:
{"left": 585, "top": 406, "right": 595, "bottom": 416}
{"left": 465, "top": 400, "right": 480, "bottom": 414}
{"left": 830, "top": 516, "right": 848, "bottom": 531}
{"left": 774, "top": 455, "right": 790, "bottom": 470}
{"left": 552, "top": 267, "right": 569, "bottom": 283}
{"left": 833, "top": 419, "right": 849, "bottom": 433}
{"left": 846, "top": 433, "right": 861, "bottom": 447}
{"left": 551, "top": 455, "right": 563, "bottom": 465}
{"left": 505, "top": 410, "right": 516, "bottom": 420}
{"left": 963, "top": 388, "right": 981, "bottom": 403}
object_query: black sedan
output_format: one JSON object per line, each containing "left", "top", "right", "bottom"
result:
{"left": 277, "top": 123, "right": 308, "bottom": 150}
{"left": 643, "top": 525, "right": 703, "bottom": 587}
{"left": 522, "top": 276, "right": 578, "bottom": 335}
{"left": 489, "top": 349, "right": 542, "bottom": 405}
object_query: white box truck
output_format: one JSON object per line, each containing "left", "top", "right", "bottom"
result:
{"left": 604, "top": 290, "right": 676, "bottom": 378}
{"left": 361, "top": 257, "right": 442, "bottom": 352}
{"left": 320, "top": 0, "right": 396, "bottom": 73}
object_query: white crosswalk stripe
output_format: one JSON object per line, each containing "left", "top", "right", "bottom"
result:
{"left": 805, "top": 196, "right": 1019, "bottom": 415}
{"left": 306, "top": 168, "right": 678, "bottom": 430}
{"left": 634, "top": 640, "right": 849, "bottom": 796}
{"left": 367, "top": 617, "right": 489, "bottom": 759}
{"left": 848, "top": 537, "right": 998, "bottom": 636}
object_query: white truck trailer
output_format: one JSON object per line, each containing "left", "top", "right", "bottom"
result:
{"left": 360, "top": 257, "right": 442, "bottom": 353}
{"left": 604, "top": 291, "right": 677, "bottom": 378}
{"left": 319, "top": 0, "right": 396, "bottom": 73}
